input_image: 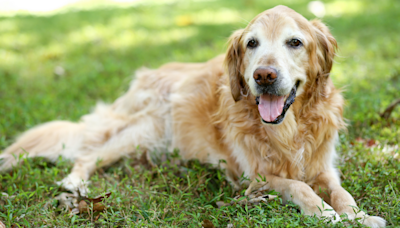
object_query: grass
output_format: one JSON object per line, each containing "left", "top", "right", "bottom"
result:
{"left": 0, "top": 0, "right": 399, "bottom": 227}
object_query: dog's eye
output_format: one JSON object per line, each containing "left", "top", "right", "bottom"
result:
{"left": 288, "top": 38, "right": 302, "bottom": 47}
{"left": 247, "top": 39, "right": 258, "bottom": 48}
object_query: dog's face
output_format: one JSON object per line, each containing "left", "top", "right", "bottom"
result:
{"left": 226, "top": 5, "right": 337, "bottom": 124}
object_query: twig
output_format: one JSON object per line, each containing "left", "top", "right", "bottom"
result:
{"left": 379, "top": 98, "right": 400, "bottom": 119}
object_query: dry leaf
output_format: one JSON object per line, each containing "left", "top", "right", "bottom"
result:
{"left": 202, "top": 219, "right": 215, "bottom": 228}
{"left": 216, "top": 180, "right": 277, "bottom": 209}
{"left": 77, "top": 192, "right": 110, "bottom": 213}
{"left": 79, "top": 192, "right": 111, "bottom": 204}
{"left": 0, "top": 221, "right": 5, "bottom": 228}
{"left": 353, "top": 137, "right": 378, "bottom": 148}
{"left": 11, "top": 224, "right": 26, "bottom": 228}
{"left": 78, "top": 200, "right": 107, "bottom": 213}
{"left": 93, "top": 202, "right": 106, "bottom": 211}
{"left": 366, "top": 139, "right": 377, "bottom": 147}
{"left": 78, "top": 200, "right": 89, "bottom": 213}
{"left": 49, "top": 191, "right": 110, "bottom": 215}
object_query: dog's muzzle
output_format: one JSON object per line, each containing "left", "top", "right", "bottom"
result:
{"left": 255, "top": 81, "right": 300, "bottom": 124}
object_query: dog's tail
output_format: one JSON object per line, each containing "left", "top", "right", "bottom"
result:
{"left": 0, "top": 121, "right": 84, "bottom": 171}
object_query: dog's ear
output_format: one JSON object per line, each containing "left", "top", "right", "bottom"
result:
{"left": 225, "top": 29, "right": 245, "bottom": 102}
{"left": 309, "top": 20, "right": 337, "bottom": 76}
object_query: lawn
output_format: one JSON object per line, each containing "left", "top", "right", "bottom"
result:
{"left": 0, "top": 0, "right": 399, "bottom": 227}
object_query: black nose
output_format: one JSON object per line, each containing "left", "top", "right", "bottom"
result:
{"left": 253, "top": 67, "right": 277, "bottom": 86}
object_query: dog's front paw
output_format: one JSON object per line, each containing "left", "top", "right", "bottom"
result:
{"left": 321, "top": 209, "right": 341, "bottom": 224}
{"left": 360, "top": 215, "right": 386, "bottom": 228}
{"left": 343, "top": 211, "right": 386, "bottom": 228}
{"left": 314, "top": 204, "right": 341, "bottom": 224}
{"left": 304, "top": 203, "right": 340, "bottom": 224}
{"left": 57, "top": 174, "right": 90, "bottom": 196}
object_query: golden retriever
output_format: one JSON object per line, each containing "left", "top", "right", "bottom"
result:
{"left": 0, "top": 5, "right": 386, "bottom": 227}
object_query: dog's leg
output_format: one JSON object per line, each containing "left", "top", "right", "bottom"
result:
{"left": 58, "top": 115, "right": 166, "bottom": 196}
{"left": 313, "top": 171, "right": 386, "bottom": 227}
{"left": 58, "top": 143, "right": 144, "bottom": 196}
{"left": 251, "top": 174, "right": 341, "bottom": 223}
{"left": 0, "top": 121, "right": 84, "bottom": 171}
{"left": 273, "top": 176, "right": 340, "bottom": 222}
{"left": 58, "top": 145, "right": 136, "bottom": 196}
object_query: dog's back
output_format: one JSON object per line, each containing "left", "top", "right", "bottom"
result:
{"left": 0, "top": 55, "right": 226, "bottom": 193}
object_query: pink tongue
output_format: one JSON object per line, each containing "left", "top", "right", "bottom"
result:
{"left": 258, "top": 94, "right": 285, "bottom": 122}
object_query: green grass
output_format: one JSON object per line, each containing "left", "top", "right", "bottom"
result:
{"left": 1, "top": 0, "right": 399, "bottom": 227}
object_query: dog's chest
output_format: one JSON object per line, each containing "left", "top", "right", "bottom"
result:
{"left": 229, "top": 136, "right": 307, "bottom": 181}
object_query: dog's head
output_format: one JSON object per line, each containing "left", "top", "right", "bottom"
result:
{"left": 225, "top": 5, "right": 337, "bottom": 124}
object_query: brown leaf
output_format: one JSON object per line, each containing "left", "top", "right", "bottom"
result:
{"left": 11, "top": 225, "right": 26, "bottom": 228}
{"left": 78, "top": 200, "right": 106, "bottom": 213}
{"left": 202, "top": 219, "right": 215, "bottom": 228}
{"left": 354, "top": 137, "right": 378, "bottom": 148}
{"left": 93, "top": 202, "right": 106, "bottom": 212}
{"left": 366, "top": 139, "right": 377, "bottom": 147}
{"left": 78, "top": 200, "right": 89, "bottom": 213}
{"left": 80, "top": 192, "right": 111, "bottom": 204}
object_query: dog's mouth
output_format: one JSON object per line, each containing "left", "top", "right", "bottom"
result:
{"left": 255, "top": 81, "right": 300, "bottom": 124}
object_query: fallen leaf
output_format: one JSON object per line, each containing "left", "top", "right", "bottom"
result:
{"left": 0, "top": 221, "right": 5, "bottom": 228}
{"left": 80, "top": 192, "right": 111, "bottom": 204}
{"left": 216, "top": 193, "right": 276, "bottom": 209}
{"left": 78, "top": 200, "right": 89, "bottom": 213}
{"left": 353, "top": 137, "right": 378, "bottom": 148}
{"left": 202, "top": 219, "right": 215, "bottom": 228}
{"left": 11, "top": 225, "right": 27, "bottom": 228}
{"left": 366, "top": 139, "right": 377, "bottom": 147}
{"left": 219, "top": 179, "right": 278, "bottom": 208}
{"left": 78, "top": 200, "right": 106, "bottom": 213}
{"left": 93, "top": 202, "right": 106, "bottom": 211}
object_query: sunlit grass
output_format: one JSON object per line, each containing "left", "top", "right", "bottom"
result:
{"left": 325, "top": 0, "right": 365, "bottom": 16}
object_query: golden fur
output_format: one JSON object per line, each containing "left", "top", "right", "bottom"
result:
{"left": 1, "top": 5, "right": 385, "bottom": 227}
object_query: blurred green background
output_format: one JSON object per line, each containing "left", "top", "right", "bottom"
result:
{"left": 0, "top": 0, "right": 399, "bottom": 143}
{"left": 0, "top": 0, "right": 399, "bottom": 227}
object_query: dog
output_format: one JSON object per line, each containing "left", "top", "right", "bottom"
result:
{"left": 0, "top": 5, "right": 386, "bottom": 227}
